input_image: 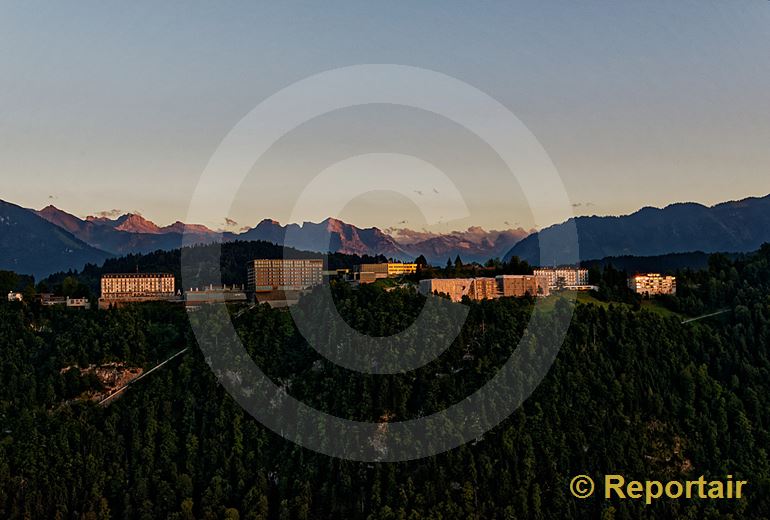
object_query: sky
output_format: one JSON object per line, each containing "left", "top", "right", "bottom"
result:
{"left": 1, "top": 1, "right": 769, "bottom": 233}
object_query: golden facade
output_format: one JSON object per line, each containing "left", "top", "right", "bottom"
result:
{"left": 101, "top": 273, "right": 175, "bottom": 298}
{"left": 356, "top": 262, "right": 418, "bottom": 282}
{"left": 628, "top": 273, "right": 676, "bottom": 296}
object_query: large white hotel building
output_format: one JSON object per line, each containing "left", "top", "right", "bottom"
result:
{"left": 533, "top": 267, "right": 589, "bottom": 289}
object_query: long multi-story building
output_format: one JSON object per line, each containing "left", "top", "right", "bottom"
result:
{"left": 39, "top": 294, "right": 67, "bottom": 306}
{"left": 496, "top": 275, "right": 549, "bottom": 297}
{"left": 185, "top": 284, "right": 247, "bottom": 307}
{"left": 533, "top": 267, "right": 589, "bottom": 290}
{"left": 99, "top": 273, "right": 176, "bottom": 309}
{"left": 470, "top": 277, "right": 498, "bottom": 300}
{"left": 419, "top": 278, "right": 498, "bottom": 302}
{"left": 419, "top": 278, "right": 472, "bottom": 302}
{"left": 66, "top": 297, "right": 91, "bottom": 310}
{"left": 247, "top": 259, "right": 323, "bottom": 293}
{"left": 356, "top": 262, "right": 418, "bottom": 283}
{"left": 420, "top": 275, "right": 552, "bottom": 302}
{"left": 628, "top": 273, "right": 676, "bottom": 296}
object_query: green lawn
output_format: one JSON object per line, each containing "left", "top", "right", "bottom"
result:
{"left": 535, "top": 291, "right": 683, "bottom": 320}
{"left": 640, "top": 299, "right": 681, "bottom": 319}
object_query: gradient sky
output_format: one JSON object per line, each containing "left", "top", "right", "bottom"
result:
{"left": 1, "top": 1, "right": 769, "bottom": 233}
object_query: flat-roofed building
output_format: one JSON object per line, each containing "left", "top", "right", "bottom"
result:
{"left": 38, "top": 294, "right": 67, "bottom": 306}
{"left": 247, "top": 259, "right": 323, "bottom": 293}
{"left": 419, "top": 278, "right": 471, "bottom": 302}
{"left": 99, "top": 273, "right": 176, "bottom": 309}
{"left": 185, "top": 284, "right": 247, "bottom": 307}
{"left": 419, "top": 278, "right": 497, "bottom": 302}
{"left": 533, "top": 267, "right": 589, "bottom": 290}
{"left": 66, "top": 297, "right": 91, "bottom": 309}
{"left": 496, "top": 275, "right": 548, "bottom": 298}
{"left": 357, "top": 271, "right": 379, "bottom": 284}
{"left": 384, "top": 262, "right": 418, "bottom": 276}
{"left": 323, "top": 268, "right": 350, "bottom": 279}
{"left": 469, "top": 277, "right": 498, "bottom": 300}
{"left": 355, "top": 262, "right": 418, "bottom": 283}
{"left": 628, "top": 273, "right": 676, "bottom": 296}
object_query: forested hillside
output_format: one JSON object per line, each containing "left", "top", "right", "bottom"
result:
{"left": 1, "top": 247, "right": 770, "bottom": 518}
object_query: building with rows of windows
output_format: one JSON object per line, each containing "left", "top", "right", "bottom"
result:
{"left": 628, "top": 273, "right": 676, "bottom": 296}
{"left": 419, "top": 274, "right": 549, "bottom": 302}
{"left": 496, "top": 274, "right": 549, "bottom": 297}
{"left": 99, "top": 273, "right": 176, "bottom": 309}
{"left": 532, "top": 267, "right": 590, "bottom": 290}
{"left": 355, "top": 262, "right": 418, "bottom": 283}
{"left": 247, "top": 259, "right": 324, "bottom": 293}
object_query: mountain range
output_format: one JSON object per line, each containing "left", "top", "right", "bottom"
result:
{"left": 26, "top": 204, "right": 529, "bottom": 276}
{"left": 37, "top": 206, "right": 220, "bottom": 257}
{"left": 0, "top": 200, "right": 111, "bottom": 279}
{"left": 505, "top": 194, "right": 770, "bottom": 265}
{"left": 3, "top": 193, "right": 770, "bottom": 279}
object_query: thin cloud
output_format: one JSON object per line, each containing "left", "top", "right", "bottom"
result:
{"left": 94, "top": 209, "right": 123, "bottom": 218}
{"left": 386, "top": 226, "right": 531, "bottom": 246}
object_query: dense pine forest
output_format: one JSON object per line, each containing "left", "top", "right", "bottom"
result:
{"left": 2, "top": 246, "right": 770, "bottom": 518}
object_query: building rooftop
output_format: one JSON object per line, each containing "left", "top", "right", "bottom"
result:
{"left": 102, "top": 273, "right": 174, "bottom": 278}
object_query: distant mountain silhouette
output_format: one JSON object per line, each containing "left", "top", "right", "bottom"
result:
{"left": 37, "top": 208, "right": 409, "bottom": 259}
{"left": 35, "top": 205, "right": 533, "bottom": 264}
{"left": 239, "top": 218, "right": 408, "bottom": 258}
{"left": 390, "top": 226, "right": 530, "bottom": 264}
{"left": 505, "top": 194, "right": 770, "bottom": 265}
{"left": 0, "top": 200, "right": 111, "bottom": 279}
{"left": 18, "top": 193, "right": 770, "bottom": 277}
{"left": 37, "top": 206, "right": 217, "bottom": 256}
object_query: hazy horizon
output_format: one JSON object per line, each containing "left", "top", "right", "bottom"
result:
{"left": 18, "top": 189, "right": 770, "bottom": 234}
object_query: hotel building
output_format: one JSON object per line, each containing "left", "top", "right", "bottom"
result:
{"left": 628, "top": 273, "right": 677, "bottom": 296}
{"left": 247, "top": 259, "right": 324, "bottom": 293}
{"left": 533, "top": 267, "right": 590, "bottom": 290}
{"left": 99, "top": 273, "right": 176, "bottom": 309}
